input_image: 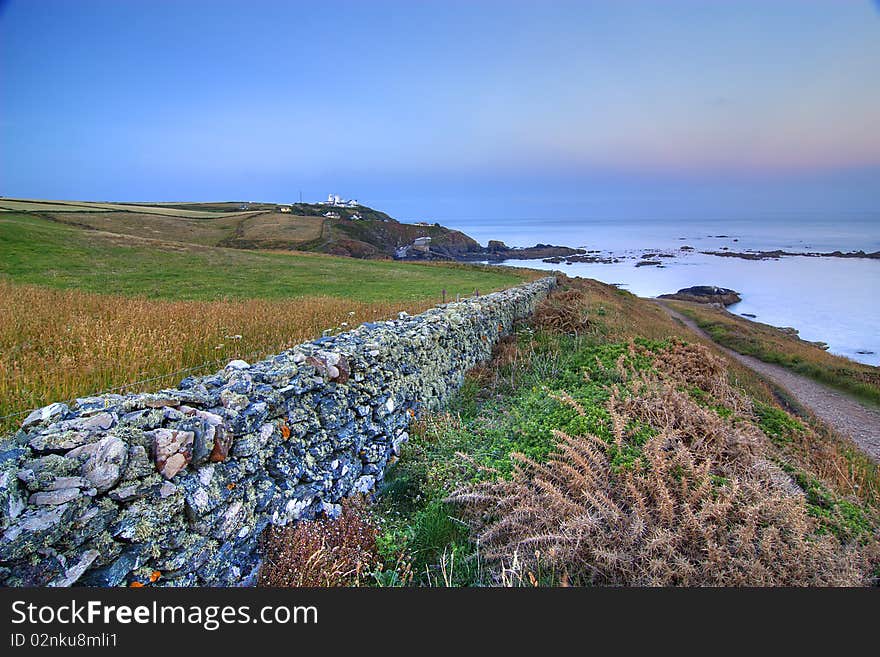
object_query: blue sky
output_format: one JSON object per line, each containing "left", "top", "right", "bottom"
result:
{"left": 2, "top": 0, "right": 879, "bottom": 222}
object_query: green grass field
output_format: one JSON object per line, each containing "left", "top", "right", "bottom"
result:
{"left": 0, "top": 213, "right": 532, "bottom": 302}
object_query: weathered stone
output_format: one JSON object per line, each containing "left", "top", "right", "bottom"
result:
{"left": 1, "top": 503, "right": 71, "bottom": 560}
{"left": 150, "top": 428, "right": 194, "bottom": 479}
{"left": 28, "top": 430, "right": 89, "bottom": 453}
{"left": 107, "top": 480, "right": 157, "bottom": 503}
{"left": 18, "top": 454, "right": 80, "bottom": 492}
{"left": 44, "top": 476, "right": 88, "bottom": 490}
{"left": 29, "top": 488, "right": 82, "bottom": 505}
{"left": 160, "top": 453, "right": 187, "bottom": 479}
{"left": 67, "top": 499, "right": 118, "bottom": 549}
{"left": 72, "top": 395, "right": 124, "bottom": 415}
{"left": 70, "top": 412, "right": 115, "bottom": 432}
{"left": 392, "top": 431, "right": 409, "bottom": 455}
{"left": 351, "top": 475, "right": 376, "bottom": 494}
{"left": 111, "top": 492, "right": 184, "bottom": 543}
{"left": 0, "top": 461, "right": 26, "bottom": 530}
{"left": 143, "top": 395, "right": 181, "bottom": 409}
{"left": 121, "top": 445, "right": 152, "bottom": 480}
{"left": 49, "top": 549, "right": 100, "bottom": 587}
{"left": 21, "top": 403, "right": 69, "bottom": 429}
{"left": 154, "top": 534, "right": 213, "bottom": 575}
{"left": 5, "top": 552, "right": 66, "bottom": 586}
{"left": 81, "top": 436, "right": 128, "bottom": 493}
{"left": 79, "top": 546, "right": 145, "bottom": 587}
{"left": 220, "top": 389, "right": 250, "bottom": 411}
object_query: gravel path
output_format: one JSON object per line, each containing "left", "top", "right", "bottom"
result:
{"left": 656, "top": 301, "right": 880, "bottom": 462}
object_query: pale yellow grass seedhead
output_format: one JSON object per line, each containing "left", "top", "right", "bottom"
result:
{"left": 0, "top": 280, "right": 436, "bottom": 432}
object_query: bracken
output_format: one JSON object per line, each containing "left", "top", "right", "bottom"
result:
{"left": 448, "top": 343, "right": 871, "bottom": 586}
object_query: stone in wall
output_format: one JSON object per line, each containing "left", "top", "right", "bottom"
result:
{"left": 0, "top": 277, "right": 556, "bottom": 586}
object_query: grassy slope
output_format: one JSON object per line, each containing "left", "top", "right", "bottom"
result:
{"left": 38, "top": 211, "right": 246, "bottom": 246}
{"left": 2, "top": 198, "right": 480, "bottom": 259}
{"left": 366, "top": 277, "right": 880, "bottom": 586}
{"left": 665, "top": 300, "right": 880, "bottom": 406}
{"left": 0, "top": 213, "right": 530, "bottom": 302}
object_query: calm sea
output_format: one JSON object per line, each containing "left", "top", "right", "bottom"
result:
{"left": 445, "top": 215, "right": 880, "bottom": 366}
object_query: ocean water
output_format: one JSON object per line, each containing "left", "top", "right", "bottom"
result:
{"left": 445, "top": 215, "right": 880, "bottom": 366}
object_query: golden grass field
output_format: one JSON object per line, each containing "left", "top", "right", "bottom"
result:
{"left": 45, "top": 210, "right": 247, "bottom": 246}
{"left": 236, "top": 213, "right": 326, "bottom": 244}
{"left": 0, "top": 281, "right": 439, "bottom": 432}
{"left": 8, "top": 201, "right": 330, "bottom": 250}
{"left": 0, "top": 200, "right": 112, "bottom": 212}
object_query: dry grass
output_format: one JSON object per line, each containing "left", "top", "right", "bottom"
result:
{"left": 259, "top": 498, "right": 380, "bottom": 587}
{"left": 45, "top": 211, "right": 327, "bottom": 249}
{"left": 448, "top": 342, "right": 874, "bottom": 586}
{"left": 236, "top": 213, "right": 326, "bottom": 245}
{"left": 45, "top": 211, "right": 245, "bottom": 246}
{"left": 0, "top": 280, "right": 437, "bottom": 432}
{"left": 532, "top": 287, "right": 594, "bottom": 335}
{"left": 0, "top": 201, "right": 112, "bottom": 212}
{"left": 552, "top": 275, "right": 685, "bottom": 341}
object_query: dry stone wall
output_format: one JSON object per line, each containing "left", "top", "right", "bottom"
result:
{"left": 0, "top": 277, "right": 555, "bottom": 587}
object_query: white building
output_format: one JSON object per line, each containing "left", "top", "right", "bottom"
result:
{"left": 319, "top": 193, "right": 359, "bottom": 208}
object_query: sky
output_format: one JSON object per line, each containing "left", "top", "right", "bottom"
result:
{"left": 2, "top": 0, "right": 879, "bottom": 223}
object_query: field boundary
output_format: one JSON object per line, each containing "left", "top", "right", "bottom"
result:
{"left": 0, "top": 277, "right": 555, "bottom": 586}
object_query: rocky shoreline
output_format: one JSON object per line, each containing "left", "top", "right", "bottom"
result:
{"left": 701, "top": 249, "right": 880, "bottom": 261}
{"left": 402, "top": 240, "right": 586, "bottom": 262}
{"left": 658, "top": 285, "right": 742, "bottom": 306}
{"left": 529, "top": 245, "right": 880, "bottom": 268}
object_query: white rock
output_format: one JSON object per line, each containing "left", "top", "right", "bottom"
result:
{"left": 50, "top": 549, "right": 100, "bottom": 587}
{"left": 198, "top": 464, "right": 215, "bottom": 486}
{"left": 259, "top": 423, "right": 275, "bottom": 443}
{"left": 81, "top": 436, "right": 128, "bottom": 493}
{"left": 21, "top": 402, "right": 68, "bottom": 429}
{"left": 352, "top": 475, "right": 376, "bottom": 494}
{"left": 195, "top": 410, "right": 224, "bottom": 426}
